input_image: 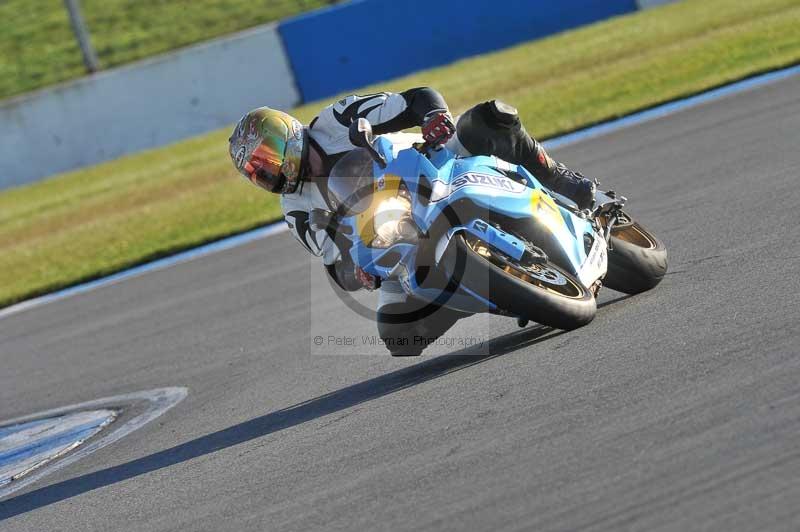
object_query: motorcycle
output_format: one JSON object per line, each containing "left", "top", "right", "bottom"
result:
{"left": 317, "top": 118, "right": 667, "bottom": 330}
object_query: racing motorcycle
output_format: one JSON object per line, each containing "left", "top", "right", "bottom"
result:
{"left": 316, "top": 118, "right": 667, "bottom": 330}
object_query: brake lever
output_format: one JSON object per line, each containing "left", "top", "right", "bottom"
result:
{"left": 414, "top": 140, "right": 436, "bottom": 156}
{"left": 603, "top": 214, "right": 616, "bottom": 244}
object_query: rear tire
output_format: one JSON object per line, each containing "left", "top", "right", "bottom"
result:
{"left": 441, "top": 234, "right": 596, "bottom": 331}
{"left": 602, "top": 215, "right": 668, "bottom": 294}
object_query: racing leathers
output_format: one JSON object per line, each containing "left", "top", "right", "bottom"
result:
{"left": 281, "top": 87, "right": 593, "bottom": 355}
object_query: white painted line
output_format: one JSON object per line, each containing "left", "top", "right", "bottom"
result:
{"left": 0, "top": 387, "right": 188, "bottom": 500}
{"left": 2, "top": 63, "right": 799, "bottom": 320}
{"left": 0, "top": 409, "right": 117, "bottom": 487}
{"left": 0, "top": 223, "right": 288, "bottom": 320}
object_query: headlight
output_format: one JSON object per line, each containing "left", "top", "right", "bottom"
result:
{"left": 371, "top": 196, "right": 416, "bottom": 248}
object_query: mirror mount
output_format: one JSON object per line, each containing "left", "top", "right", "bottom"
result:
{"left": 348, "top": 118, "right": 387, "bottom": 169}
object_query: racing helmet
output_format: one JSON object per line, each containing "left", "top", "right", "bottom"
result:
{"left": 228, "top": 107, "right": 307, "bottom": 194}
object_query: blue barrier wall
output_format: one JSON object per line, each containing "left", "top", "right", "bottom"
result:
{"left": 279, "top": 0, "right": 638, "bottom": 102}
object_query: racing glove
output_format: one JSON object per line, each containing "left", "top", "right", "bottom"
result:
{"left": 355, "top": 266, "right": 380, "bottom": 291}
{"left": 421, "top": 110, "right": 455, "bottom": 147}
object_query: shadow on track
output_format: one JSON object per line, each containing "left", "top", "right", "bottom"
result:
{"left": 0, "top": 297, "right": 627, "bottom": 518}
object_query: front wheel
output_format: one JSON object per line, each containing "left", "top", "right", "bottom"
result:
{"left": 602, "top": 212, "right": 668, "bottom": 294}
{"left": 440, "top": 234, "right": 596, "bottom": 330}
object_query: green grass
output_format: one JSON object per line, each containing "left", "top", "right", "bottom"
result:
{"left": 2, "top": 0, "right": 800, "bottom": 308}
{"left": 0, "top": 0, "right": 334, "bottom": 100}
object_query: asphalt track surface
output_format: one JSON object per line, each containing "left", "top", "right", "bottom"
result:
{"left": 2, "top": 73, "right": 800, "bottom": 531}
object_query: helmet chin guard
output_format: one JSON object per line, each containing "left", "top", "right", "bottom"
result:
{"left": 280, "top": 127, "right": 309, "bottom": 194}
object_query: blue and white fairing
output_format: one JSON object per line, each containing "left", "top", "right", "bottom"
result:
{"left": 334, "top": 136, "right": 607, "bottom": 313}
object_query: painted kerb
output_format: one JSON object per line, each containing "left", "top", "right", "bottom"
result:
{"left": 0, "top": 24, "right": 299, "bottom": 190}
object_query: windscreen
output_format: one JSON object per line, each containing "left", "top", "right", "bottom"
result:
{"left": 327, "top": 148, "right": 376, "bottom": 215}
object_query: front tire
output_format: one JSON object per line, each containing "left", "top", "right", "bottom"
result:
{"left": 441, "top": 234, "right": 596, "bottom": 330}
{"left": 602, "top": 213, "right": 668, "bottom": 294}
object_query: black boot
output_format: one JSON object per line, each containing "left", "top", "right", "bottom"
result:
{"left": 517, "top": 136, "right": 596, "bottom": 210}
{"left": 377, "top": 298, "right": 467, "bottom": 356}
{"left": 544, "top": 163, "right": 597, "bottom": 211}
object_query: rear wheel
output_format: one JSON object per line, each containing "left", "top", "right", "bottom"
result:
{"left": 441, "top": 233, "right": 596, "bottom": 330}
{"left": 602, "top": 212, "right": 668, "bottom": 294}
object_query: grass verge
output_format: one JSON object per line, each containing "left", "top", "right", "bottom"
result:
{"left": 2, "top": 0, "right": 799, "bottom": 308}
{"left": 0, "top": 0, "right": 334, "bottom": 100}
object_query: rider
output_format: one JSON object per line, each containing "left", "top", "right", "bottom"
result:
{"left": 228, "top": 87, "right": 596, "bottom": 355}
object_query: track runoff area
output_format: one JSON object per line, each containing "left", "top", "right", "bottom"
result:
{"left": 2, "top": 64, "right": 799, "bottom": 321}
{"left": 1, "top": 66, "right": 800, "bottom": 531}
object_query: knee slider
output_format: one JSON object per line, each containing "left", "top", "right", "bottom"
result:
{"left": 485, "top": 100, "right": 519, "bottom": 128}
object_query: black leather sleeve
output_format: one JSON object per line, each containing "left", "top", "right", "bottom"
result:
{"left": 372, "top": 87, "right": 449, "bottom": 135}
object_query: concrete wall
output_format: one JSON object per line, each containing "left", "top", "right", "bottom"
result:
{"left": 0, "top": 24, "right": 299, "bottom": 189}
